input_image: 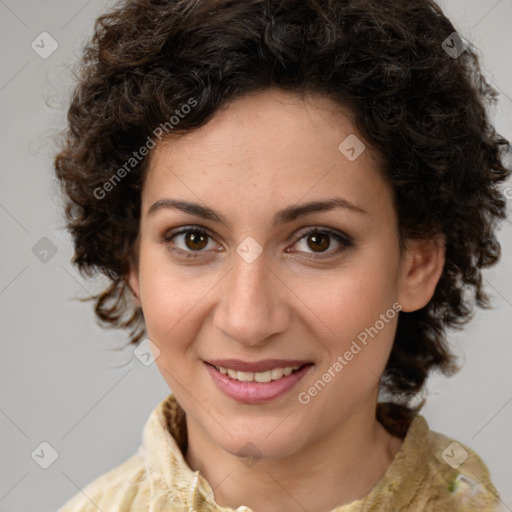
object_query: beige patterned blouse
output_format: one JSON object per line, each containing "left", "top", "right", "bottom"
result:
{"left": 58, "top": 393, "right": 504, "bottom": 511}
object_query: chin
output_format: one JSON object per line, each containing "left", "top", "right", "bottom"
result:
{"left": 217, "top": 428, "right": 305, "bottom": 463}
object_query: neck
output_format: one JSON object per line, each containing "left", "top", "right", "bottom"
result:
{"left": 184, "top": 399, "right": 403, "bottom": 512}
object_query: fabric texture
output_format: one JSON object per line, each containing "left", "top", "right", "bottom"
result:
{"left": 57, "top": 393, "right": 504, "bottom": 512}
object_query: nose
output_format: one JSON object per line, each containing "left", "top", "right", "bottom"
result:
{"left": 212, "top": 251, "right": 291, "bottom": 347}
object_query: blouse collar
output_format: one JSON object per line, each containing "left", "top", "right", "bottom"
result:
{"left": 140, "top": 393, "right": 435, "bottom": 511}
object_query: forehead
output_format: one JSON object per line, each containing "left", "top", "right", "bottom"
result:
{"left": 141, "top": 89, "right": 390, "bottom": 220}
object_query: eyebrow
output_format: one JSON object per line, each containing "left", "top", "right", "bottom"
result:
{"left": 147, "top": 197, "right": 368, "bottom": 229}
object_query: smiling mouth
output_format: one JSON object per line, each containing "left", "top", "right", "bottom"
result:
{"left": 206, "top": 362, "right": 311, "bottom": 383}
{"left": 204, "top": 361, "right": 314, "bottom": 404}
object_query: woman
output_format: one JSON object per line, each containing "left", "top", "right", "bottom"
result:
{"left": 54, "top": 0, "right": 510, "bottom": 510}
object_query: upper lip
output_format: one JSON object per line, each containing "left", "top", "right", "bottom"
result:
{"left": 205, "top": 359, "right": 312, "bottom": 373}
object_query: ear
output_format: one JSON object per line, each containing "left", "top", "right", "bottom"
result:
{"left": 127, "top": 261, "right": 142, "bottom": 307}
{"left": 397, "top": 234, "right": 445, "bottom": 312}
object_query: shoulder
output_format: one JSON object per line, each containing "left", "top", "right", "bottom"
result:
{"left": 57, "top": 448, "right": 149, "bottom": 512}
{"left": 409, "top": 416, "right": 503, "bottom": 511}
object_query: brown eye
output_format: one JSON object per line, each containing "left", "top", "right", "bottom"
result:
{"left": 182, "top": 230, "right": 208, "bottom": 251}
{"left": 306, "top": 232, "right": 331, "bottom": 252}
{"left": 290, "top": 228, "right": 353, "bottom": 260}
{"left": 163, "top": 227, "right": 216, "bottom": 258}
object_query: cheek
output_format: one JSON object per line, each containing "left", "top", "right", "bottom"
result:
{"left": 301, "top": 254, "right": 400, "bottom": 381}
{"left": 300, "top": 261, "right": 398, "bottom": 338}
{"left": 297, "top": 276, "right": 399, "bottom": 418}
{"left": 137, "top": 250, "right": 202, "bottom": 350}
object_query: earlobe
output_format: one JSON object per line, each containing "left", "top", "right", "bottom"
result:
{"left": 397, "top": 235, "right": 446, "bottom": 313}
{"left": 127, "top": 265, "right": 142, "bottom": 307}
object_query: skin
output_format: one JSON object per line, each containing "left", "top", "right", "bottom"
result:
{"left": 128, "top": 88, "right": 445, "bottom": 512}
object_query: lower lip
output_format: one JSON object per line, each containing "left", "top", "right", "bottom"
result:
{"left": 205, "top": 362, "right": 313, "bottom": 404}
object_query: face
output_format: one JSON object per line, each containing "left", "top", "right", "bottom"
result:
{"left": 128, "top": 88, "right": 443, "bottom": 460}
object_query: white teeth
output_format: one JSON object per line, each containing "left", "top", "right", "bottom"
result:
{"left": 254, "top": 370, "right": 272, "bottom": 382}
{"left": 271, "top": 368, "right": 283, "bottom": 380}
{"left": 236, "top": 371, "right": 254, "bottom": 382}
{"left": 227, "top": 368, "right": 238, "bottom": 379}
{"left": 215, "top": 365, "right": 302, "bottom": 382}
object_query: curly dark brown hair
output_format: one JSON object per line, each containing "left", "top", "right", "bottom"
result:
{"left": 53, "top": 0, "right": 511, "bottom": 414}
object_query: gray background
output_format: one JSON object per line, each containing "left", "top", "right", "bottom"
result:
{"left": 0, "top": 0, "right": 511, "bottom": 510}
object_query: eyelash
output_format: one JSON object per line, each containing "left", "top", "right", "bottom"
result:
{"left": 162, "top": 226, "right": 354, "bottom": 260}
